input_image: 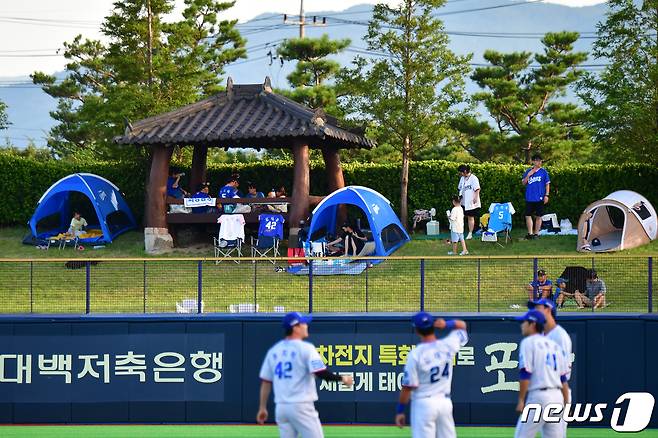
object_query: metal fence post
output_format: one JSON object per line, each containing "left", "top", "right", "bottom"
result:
{"left": 649, "top": 257, "right": 653, "bottom": 313}
{"left": 85, "top": 261, "right": 91, "bottom": 314}
{"left": 591, "top": 257, "right": 596, "bottom": 313}
{"left": 420, "top": 259, "right": 425, "bottom": 311}
{"left": 365, "top": 260, "right": 369, "bottom": 313}
{"left": 253, "top": 260, "right": 258, "bottom": 309}
{"left": 309, "top": 259, "right": 314, "bottom": 313}
{"left": 477, "top": 258, "right": 481, "bottom": 313}
{"left": 197, "top": 261, "right": 203, "bottom": 314}
{"left": 29, "top": 261, "right": 34, "bottom": 314}
{"left": 143, "top": 261, "right": 147, "bottom": 314}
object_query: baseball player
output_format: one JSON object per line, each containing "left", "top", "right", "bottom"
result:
{"left": 529, "top": 298, "right": 573, "bottom": 436}
{"left": 514, "top": 309, "right": 570, "bottom": 438}
{"left": 395, "top": 312, "right": 468, "bottom": 438}
{"left": 257, "top": 312, "right": 353, "bottom": 438}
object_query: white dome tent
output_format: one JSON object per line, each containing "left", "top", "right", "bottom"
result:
{"left": 577, "top": 190, "right": 657, "bottom": 252}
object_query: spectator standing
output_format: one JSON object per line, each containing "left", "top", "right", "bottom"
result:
{"left": 522, "top": 154, "right": 551, "bottom": 239}
{"left": 575, "top": 269, "right": 607, "bottom": 309}
{"left": 447, "top": 196, "right": 468, "bottom": 255}
{"left": 526, "top": 269, "right": 553, "bottom": 301}
{"left": 457, "top": 164, "right": 481, "bottom": 240}
{"left": 219, "top": 176, "right": 241, "bottom": 213}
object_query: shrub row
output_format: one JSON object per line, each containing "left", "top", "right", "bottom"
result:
{"left": 2, "top": 153, "right": 656, "bottom": 228}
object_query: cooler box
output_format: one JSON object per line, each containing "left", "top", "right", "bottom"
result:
{"left": 426, "top": 220, "right": 440, "bottom": 236}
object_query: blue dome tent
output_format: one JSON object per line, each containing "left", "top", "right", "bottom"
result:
{"left": 308, "top": 186, "right": 410, "bottom": 257}
{"left": 27, "top": 173, "right": 137, "bottom": 244}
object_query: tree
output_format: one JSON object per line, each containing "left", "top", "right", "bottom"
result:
{"left": 32, "top": 0, "right": 246, "bottom": 159}
{"left": 464, "top": 32, "right": 592, "bottom": 164}
{"left": 0, "top": 99, "right": 8, "bottom": 130}
{"left": 277, "top": 34, "right": 351, "bottom": 113}
{"left": 577, "top": 0, "right": 658, "bottom": 164}
{"left": 337, "top": 0, "right": 470, "bottom": 227}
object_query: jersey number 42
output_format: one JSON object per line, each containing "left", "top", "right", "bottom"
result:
{"left": 275, "top": 361, "right": 292, "bottom": 379}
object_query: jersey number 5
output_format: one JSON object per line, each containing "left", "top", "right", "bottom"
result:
{"left": 275, "top": 361, "right": 292, "bottom": 379}
{"left": 430, "top": 363, "right": 450, "bottom": 383}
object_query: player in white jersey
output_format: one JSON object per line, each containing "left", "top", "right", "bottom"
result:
{"left": 529, "top": 298, "right": 573, "bottom": 436}
{"left": 395, "top": 312, "right": 468, "bottom": 438}
{"left": 514, "top": 309, "right": 570, "bottom": 438}
{"left": 257, "top": 312, "right": 353, "bottom": 438}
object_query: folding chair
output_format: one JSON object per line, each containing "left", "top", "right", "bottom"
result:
{"left": 213, "top": 214, "right": 245, "bottom": 263}
{"left": 251, "top": 213, "right": 285, "bottom": 263}
{"left": 485, "top": 202, "right": 515, "bottom": 247}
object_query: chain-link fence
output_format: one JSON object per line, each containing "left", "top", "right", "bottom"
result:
{"left": 0, "top": 256, "right": 653, "bottom": 314}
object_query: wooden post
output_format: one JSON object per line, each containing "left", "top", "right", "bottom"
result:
{"left": 290, "top": 141, "right": 310, "bottom": 247}
{"left": 190, "top": 145, "right": 208, "bottom": 192}
{"left": 147, "top": 145, "right": 173, "bottom": 228}
{"left": 322, "top": 146, "right": 347, "bottom": 226}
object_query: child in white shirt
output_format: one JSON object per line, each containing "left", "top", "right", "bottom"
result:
{"left": 447, "top": 196, "right": 468, "bottom": 255}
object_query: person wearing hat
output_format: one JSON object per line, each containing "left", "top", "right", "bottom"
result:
{"left": 190, "top": 182, "right": 214, "bottom": 214}
{"left": 528, "top": 298, "right": 573, "bottom": 436}
{"left": 514, "top": 309, "right": 569, "bottom": 438}
{"left": 522, "top": 153, "right": 551, "bottom": 240}
{"left": 395, "top": 312, "right": 468, "bottom": 438}
{"left": 554, "top": 278, "right": 571, "bottom": 308}
{"left": 575, "top": 269, "right": 607, "bottom": 309}
{"left": 257, "top": 312, "right": 353, "bottom": 437}
{"left": 525, "top": 269, "right": 553, "bottom": 302}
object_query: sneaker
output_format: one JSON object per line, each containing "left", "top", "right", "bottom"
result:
{"left": 459, "top": 250, "right": 469, "bottom": 256}
{"left": 524, "top": 233, "right": 534, "bottom": 240}
{"left": 447, "top": 251, "right": 455, "bottom": 255}
{"left": 510, "top": 304, "right": 521, "bottom": 309}
{"left": 466, "top": 233, "right": 473, "bottom": 240}
{"left": 581, "top": 244, "right": 592, "bottom": 251}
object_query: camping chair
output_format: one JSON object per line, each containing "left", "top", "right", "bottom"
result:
{"left": 213, "top": 214, "right": 245, "bottom": 264}
{"left": 485, "top": 202, "right": 515, "bottom": 247}
{"left": 250, "top": 214, "right": 284, "bottom": 264}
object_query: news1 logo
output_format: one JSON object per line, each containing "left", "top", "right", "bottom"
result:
{"left": 521, "top": 392, "right": 655, "bottom": 432}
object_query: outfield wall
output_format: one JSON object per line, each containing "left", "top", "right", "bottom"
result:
{"left": 0, "top": 314, "right": 656, "bottom": 428}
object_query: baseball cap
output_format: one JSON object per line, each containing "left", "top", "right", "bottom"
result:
{"left": 515, "top": 309, "right": 546, "bottom": 324}
{"left": 527, "top": 298, "right": 554, "bottom": 310}
{"left": 282, "top": 312, "right": 312, "bottom": 329}
{"left": 537, "top": 269, "right": 547, "bottom": 276}
{"left": 587, "top": 269, "right": 598, "bottom": 279}
{"left": 411, "top": 311, "right": 434, "bottom": 329}
{"left": 556, "top": 277, "right": 568, "bottom": 284}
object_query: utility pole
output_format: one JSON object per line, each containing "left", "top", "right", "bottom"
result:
{"left": 146, "top": 0, "right": 153, "bottom": 87}
{"left": 283, "top": 0, "right": 326, "bottom": 38}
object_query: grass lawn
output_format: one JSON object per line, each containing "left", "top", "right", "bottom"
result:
{"left": 2, "top": 425, "right": 656, "bottom": 438}
{"left": 1, "top": 226, "right": 656, "bottom": 314}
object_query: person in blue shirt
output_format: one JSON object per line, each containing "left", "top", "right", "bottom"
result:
{"left": 191, "top": 183, "right": 213, "bottom": 214}
{"left": 167, "top": 168, "right": 188, "bottom": 199}
{"left": 526, "top": 269, "right": 553, "bottom": 302}
{"left": 219, "top": 176, "right": 241, "bottom": 213}
{"left": 521, "top": 154, "right": 551, "bottom": 239}
{"left": 245, "top": 182, "right": 264, "bottom": 198}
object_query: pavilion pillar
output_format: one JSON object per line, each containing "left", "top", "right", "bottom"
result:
{"left": 190, "top": 145, "right": 208, "bottom": 192}
{"left": 290, "top": 141, "right": 310, "bottom": 247}
{"left": 322, "top": 146, "right": 347, "bottom": 227}
{"left": 144, "top": 145, "right": 174, "bottom": 253}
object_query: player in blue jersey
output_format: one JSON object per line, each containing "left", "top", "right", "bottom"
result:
{"left": 257, "top": 312, "right": 353, "bottom": 438}
{"left": 522, "top": 154, "right": 551, "bottom": 240}
{"left": 395, "top": 312, "right": 468, "bottom": 438}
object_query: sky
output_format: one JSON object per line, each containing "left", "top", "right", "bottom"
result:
{"left": 0, "top": 0, "right": 606, "bottom": 78}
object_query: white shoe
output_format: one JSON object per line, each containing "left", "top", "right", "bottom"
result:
{"left": 466, "top": 233, "right": 473, "bottom": 240}
{"left": 459, "top": 251, "right": 469, "bottom": 256}
{"left": 447, "top": 251, "right": 454, "bottom": 255}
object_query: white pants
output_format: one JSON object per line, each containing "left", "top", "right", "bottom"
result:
{"left": 514, "top": 389, "right": 564, "bottom": 438}
{"left": 275, "top": 402, "right": 324, "bottom": 438}
{"left": 411, "top": 396, "right": 456, "bottom": 438}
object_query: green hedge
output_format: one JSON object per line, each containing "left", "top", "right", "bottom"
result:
{"left": 1, "top": 153, "right": 656, "bottom": 228}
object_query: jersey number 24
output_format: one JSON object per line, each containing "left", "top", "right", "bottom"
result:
{"left": 430, "top": 363, "right": 450, "bottom": 383}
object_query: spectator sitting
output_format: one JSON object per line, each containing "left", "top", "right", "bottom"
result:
{"left": 68, "top": 211, "right": 88, "bottom": 237}
{"left": 219, "top": 176, "right": 241, "bottom": 213}
{"left": 342, "top": 222, "right": 368, "bottom": 257}
{"left": 275, "top": 185, "right": 287, "bottom": 198}
{"left": 526, "top": 269, "right": 553, "bottom": 301}
{"left": 167, "top": 168, "right": 188, "bottom": 199}
{"left": 267, "top": 189, "right": 287, "bottom": 213}
{"left": 554, "top": 277, "right": 572, "bottom": 308}
{"left": 326, "top": 232, "right": 344, "bottom": 256}
{"left": 245, "top": 182, "right": 264, "bottom": 198}
{"left": 191, "top": 183, "right": 214, "bottom": 214}
{"left": 575, "top": 269, "right": 607, "bottom": 309}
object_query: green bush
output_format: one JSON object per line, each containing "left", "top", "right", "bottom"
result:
{"left": 1, "top": 152, "right": 656, "bottom": 228}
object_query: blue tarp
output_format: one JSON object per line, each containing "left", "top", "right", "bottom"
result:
{"left": 307, "top": 186, "right": 410, "bottom": 258}
{"left": 27, "top": 173, "right": 137, "bottom": 244}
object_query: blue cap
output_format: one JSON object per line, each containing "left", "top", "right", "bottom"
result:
{"left": 516, "top": 309, "right": 546, "bottom": 324}
{"left": 282, "top": 312, "right": 312, "bottom": 329}
{"left": 556, "top": 277, "right": 568, "bottom": 284}
{"left": 527, "top": 298, "right": 555, "bottom": 310}
{"left": 412, "top": 312, "right": 434, "bottom": 329}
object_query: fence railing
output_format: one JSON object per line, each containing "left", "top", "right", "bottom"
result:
{"left": 0, "top": 256, "right": 654, "bottom": 314}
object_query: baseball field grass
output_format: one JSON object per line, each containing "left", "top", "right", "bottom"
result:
{"left": 2, "top": 425, "right": 658, "bottom": 438}
{"left": 1, "top": 226, "right": 657, "bottom": 314}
